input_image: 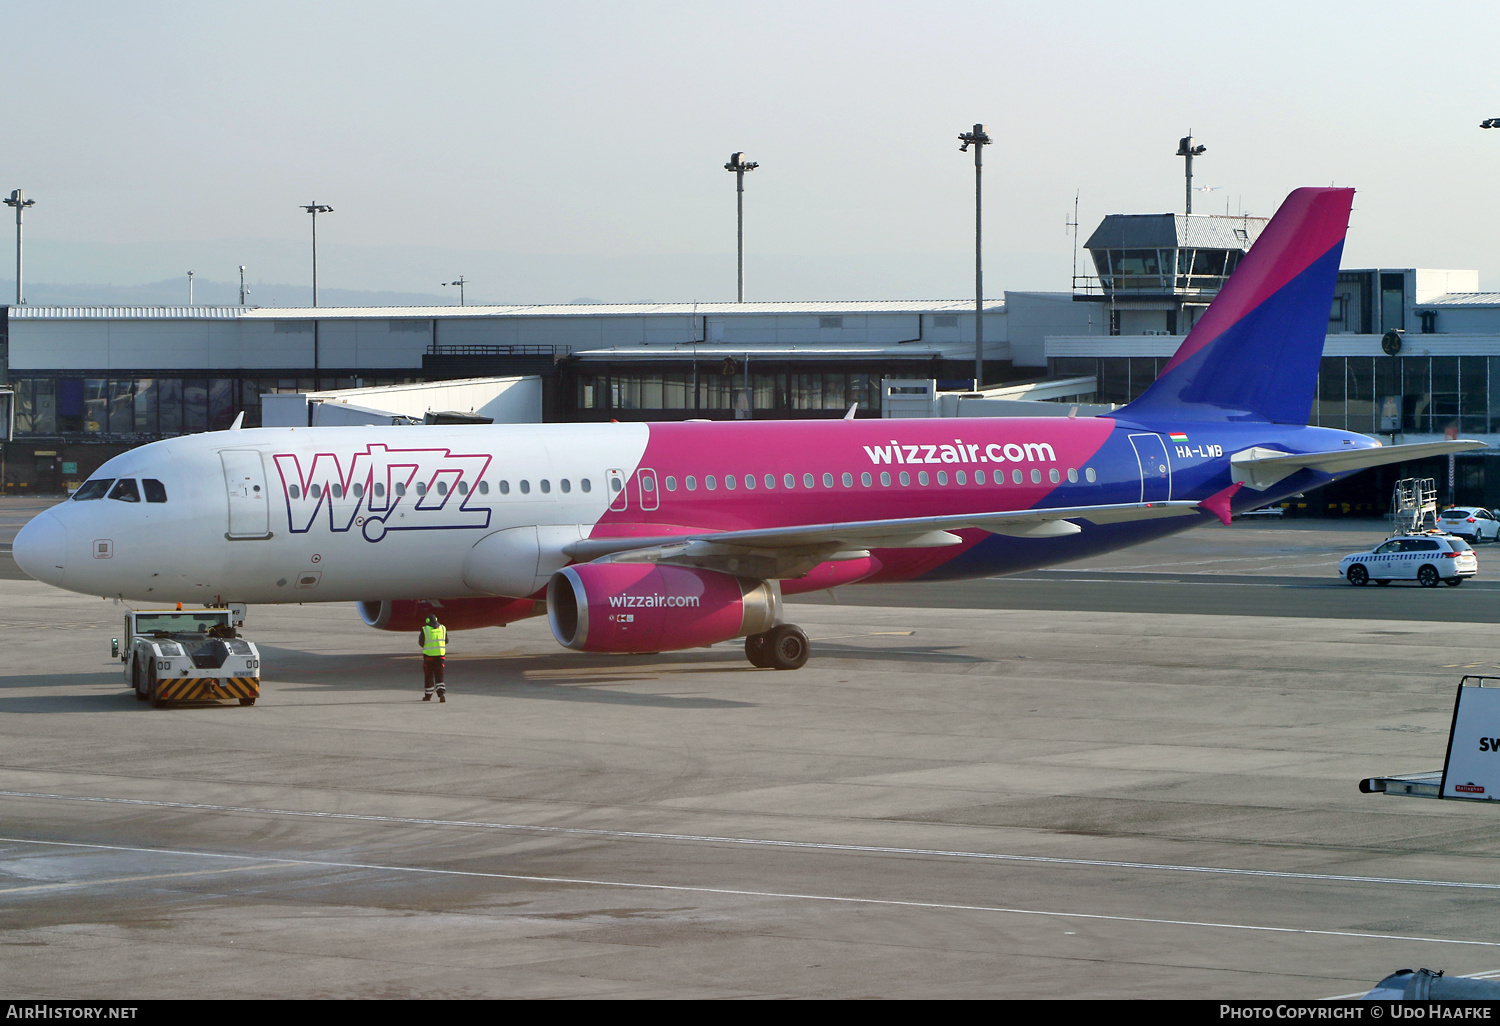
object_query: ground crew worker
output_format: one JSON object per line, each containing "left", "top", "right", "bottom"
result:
{"left": 419, "top": 614, "right": 447, "bottom": 702}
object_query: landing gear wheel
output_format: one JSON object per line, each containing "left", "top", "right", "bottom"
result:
{"left": 1446, "top": 577, "right": 1464, "bottom": 587}
{"left": 744, "top": 633, "right": 771, "bottom": 668}
{"left": 1418, "top": 565, "right": 1441, "bottom": 588}
{"left": 764, "top": 624, "right": 810, "bottom": 671}
{"left": 1346, "top": 564, "right": 1368, "bottom": 586}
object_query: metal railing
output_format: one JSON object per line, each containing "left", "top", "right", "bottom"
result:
{"left": 1391, "top": 477, "right": 1439, "bottom": 535}
{"left": 1071, "top": 274, "right": 1230, "bottom": 299}
{"left": 426, "top": 344, "right": 571, "bottom": 357}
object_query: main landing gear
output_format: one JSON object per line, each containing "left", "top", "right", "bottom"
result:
{"left": 744, "top": 624, "right": 810, "bottom": 671}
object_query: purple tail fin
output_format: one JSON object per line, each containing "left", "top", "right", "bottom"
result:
{"left": 1120, "top": 187, "right": 1355, "bottom": 425}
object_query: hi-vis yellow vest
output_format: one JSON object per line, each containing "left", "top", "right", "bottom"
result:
{"left": 421, "top": 624, "right": 447, "bottom": 657}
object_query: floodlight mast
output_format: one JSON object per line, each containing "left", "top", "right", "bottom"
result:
{"left": 958, "top": 124, "right": 991, "bottom": 388}
{"left": 300, "top": 202, "right": 333, "bottom": 306}
{"left": 443, "top": 276, "right": 467, "bottom": 305}
{"left": 187, "top": 270, "right": 194, "bottom": 305}
{"left": 1176, "top": 132, "right": 1207, "bottom": 214}
{"left": 4, "top": 190, "right": 36, "bottom": 305}
{"left": 239, "top": 265, "right": 248, "bottom": 306}
{"left": 724, "top": 152, "right": 759, "bottom": 302}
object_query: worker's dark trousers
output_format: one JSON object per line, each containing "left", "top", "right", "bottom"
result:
{"left": 423, "top": 656, "right": 446, "bottom": 696}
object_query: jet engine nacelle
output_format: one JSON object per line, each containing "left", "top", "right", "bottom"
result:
{"left": 358, "top": 596, "right": 543, "bottom": 632}
{"left": 547, "top": 563, "right": 779, "bottom": 653}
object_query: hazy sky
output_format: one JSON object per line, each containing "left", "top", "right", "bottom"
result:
{"left": 4, "top": 0, "right": 1499, "bottom": 304}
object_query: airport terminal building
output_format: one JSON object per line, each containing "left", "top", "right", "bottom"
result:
{"left": 0, "top": 295, "right": 1098, "bottom": 491}
{"left": 5, "top": 207, "right": 1500, "bottom": 510}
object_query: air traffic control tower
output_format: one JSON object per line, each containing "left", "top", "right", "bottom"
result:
{"left": 1074, "top": 212, "right": 1268, "bottom": 337}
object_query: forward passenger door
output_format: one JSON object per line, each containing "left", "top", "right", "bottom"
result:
{"left": 220, "top": 450, "right": 271, "bottom": 540}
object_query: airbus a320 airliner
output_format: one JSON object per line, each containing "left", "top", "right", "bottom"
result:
{"left": 12, "top": 188, "right": 1481, "bottom": 669}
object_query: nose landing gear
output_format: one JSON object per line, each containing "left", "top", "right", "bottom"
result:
{"left": 745, "top": 624, "right": 810, "bottom": 671}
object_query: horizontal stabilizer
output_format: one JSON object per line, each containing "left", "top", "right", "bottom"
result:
{"left": 1230, "top": 439, "right": 1487, "bottom": 491}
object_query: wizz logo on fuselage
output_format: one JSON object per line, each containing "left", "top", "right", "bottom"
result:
{"left": 272, "top": 443, "right": 493, "bottom": 542}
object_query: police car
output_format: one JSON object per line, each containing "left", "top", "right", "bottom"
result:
{"left": 1339, "top": 533, "right": 1478, "bottom": 587}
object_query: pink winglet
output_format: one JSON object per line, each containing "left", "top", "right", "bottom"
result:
{"left": 1198, "top": 482, "right": 1243, "bottom": 526}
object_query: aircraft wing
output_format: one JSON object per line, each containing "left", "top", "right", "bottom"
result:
{"left": 1230, "top": 440, "right": 1487, "bottom": 491}
{"left": 563, "top": 500, "right": 1202, "bottom": 579}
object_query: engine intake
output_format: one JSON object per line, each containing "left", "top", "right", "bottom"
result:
{"left": 547, "top": 563, "right": 778, "bottom": 653}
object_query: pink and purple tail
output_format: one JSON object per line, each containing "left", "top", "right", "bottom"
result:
{"left": 1121, "top": 187, "right": 1355, "bottom": 426}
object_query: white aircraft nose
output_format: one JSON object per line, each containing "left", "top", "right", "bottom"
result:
{"left": 13, "top": 511, "right": 67, "bottom": 586}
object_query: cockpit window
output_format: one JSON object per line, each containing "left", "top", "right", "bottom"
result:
{"left": 73, "top": 479, "right": 115, "bottom": 501}
{"left": 143, "top": 479, "right": 168, "bottom": 503}
{"left": 108, "top": 479, "right": 141, "bottom": 503}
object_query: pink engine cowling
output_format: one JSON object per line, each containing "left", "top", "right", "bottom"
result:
{"left": 547, "top": 563, "right": 778, "bottom": 653}
{"left": 358, "top": 596, "right": 543, "bottom": 632}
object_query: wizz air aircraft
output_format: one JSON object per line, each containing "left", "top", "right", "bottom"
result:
{"left": 12, "top": 188, "right": 1481, "bottom": 670}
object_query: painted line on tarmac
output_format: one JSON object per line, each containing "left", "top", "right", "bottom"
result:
{"left": 1005, "top": 576, "right": 1339, "bottom": 589}
{"left": 3, "top": 834, "right": 1499, "bottom": 952}
{"left": 0, "top": 862, "right": 292, "bottom": 895}
{"left": 5, "top": 789, "right": 1500, "bottom": 893}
